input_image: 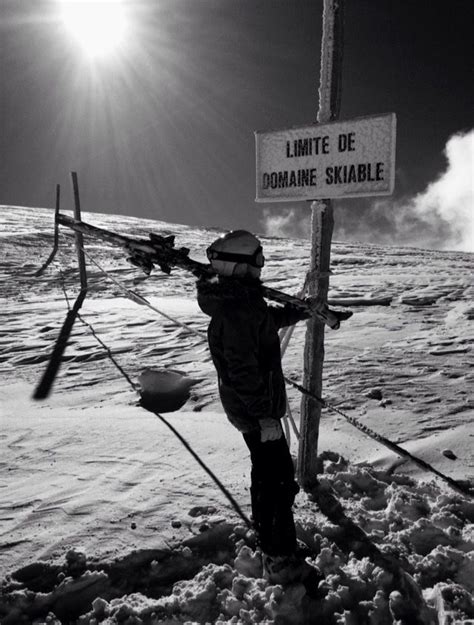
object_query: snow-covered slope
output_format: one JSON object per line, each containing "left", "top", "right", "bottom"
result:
{"left": 0, "top": 205, "right": 473, "bottom": 624}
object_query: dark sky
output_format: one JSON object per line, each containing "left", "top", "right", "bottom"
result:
{"left": 1, "top": 0, "right": 473, "bottom": 237}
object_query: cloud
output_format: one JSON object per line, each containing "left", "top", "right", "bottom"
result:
{"left": 409, "top": 130, "right": 473, "bottom": 251}
{"left": 260, "top": 130, "right": 473, "bottom": 252}
{"left": 260, "top": 206, "right": 311, "bottom": 240}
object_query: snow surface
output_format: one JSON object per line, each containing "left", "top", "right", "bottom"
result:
{"left": 0, "top": 206, "right": 473, "bottom": 624}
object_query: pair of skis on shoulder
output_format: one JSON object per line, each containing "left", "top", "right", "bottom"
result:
{"left": 55, "top": 213, "right": 352, "bottom": 329}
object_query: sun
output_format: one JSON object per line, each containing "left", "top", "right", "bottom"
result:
{"left": 59, "top": 0, "right": 128, "bottom": 59}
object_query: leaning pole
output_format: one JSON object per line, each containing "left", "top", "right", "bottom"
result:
{"left": 298, "top": 0, "right": 344, "bottom": 490}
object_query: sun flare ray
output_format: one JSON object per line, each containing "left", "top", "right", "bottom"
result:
{"left": 58, "top": 0, "right": 128, "bottom": 59}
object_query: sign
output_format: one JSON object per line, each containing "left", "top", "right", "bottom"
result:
{"left": 255, "top": 112, "right": 396, "bottom": 202}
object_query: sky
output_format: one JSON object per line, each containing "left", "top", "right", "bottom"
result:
{"left": 1, "top": 0, "right": 473, "bottom": 251}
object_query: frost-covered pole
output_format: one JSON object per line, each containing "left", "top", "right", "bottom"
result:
{"left": 298, "top": 0, "right": 344, "bottom": 490}
{"left": 71, "top": 171, "right": 88, "bottom": 290}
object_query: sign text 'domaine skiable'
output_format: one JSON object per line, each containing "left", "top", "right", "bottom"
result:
{"left": 255, "top": 113, "right": 396, "bottom": 202}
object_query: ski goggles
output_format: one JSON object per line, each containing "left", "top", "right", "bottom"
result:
{"left": 206, "top": 245, "right": 265, "bottom": 268}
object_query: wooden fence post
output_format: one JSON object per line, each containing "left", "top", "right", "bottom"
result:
{"left": 298, "top": 0, "right": 344, "bottom": 489}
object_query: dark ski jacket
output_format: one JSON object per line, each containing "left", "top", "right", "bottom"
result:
{"left": 197, "top": 276, "right": 309, "bottom": 433}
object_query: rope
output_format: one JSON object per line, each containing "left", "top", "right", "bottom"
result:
{"left": 53, "top": 258, "right": 253, "bottom": 529}
{"left": 81, "top": 248, "right": 207, "bottom": 340}
{"left": 55, "top": 259, "right": 71, "bottom": 307}
{"left": 151, "top": 412, "right": 252, "bottom": 529}
{"left": 53, "top": 259, "right": 139, "bottom": 392}
{"left": 78, "top": 312, "right": 140, "bottom": 392}
{"left": 284, "top": 377, "right": 471, "bottom": 498}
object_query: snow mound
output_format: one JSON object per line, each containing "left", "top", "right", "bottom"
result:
{"left": 1, "top": 456, "right": 473, "bottom": 624}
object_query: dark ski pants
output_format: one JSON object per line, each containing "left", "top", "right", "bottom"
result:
{"left": 243, "top": 430, "right": 299, "bottom": 557}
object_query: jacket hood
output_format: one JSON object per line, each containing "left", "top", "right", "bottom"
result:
{"left": 196, "top": 275, "right": 264, "bottom": 317}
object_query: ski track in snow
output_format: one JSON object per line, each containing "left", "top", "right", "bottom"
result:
{"left": 0, "top": 206, "right": 473, "bottom": 624}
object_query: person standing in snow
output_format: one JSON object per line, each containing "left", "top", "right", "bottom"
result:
{"left": 196, "top": 230, "right": 331, "bottom": 581}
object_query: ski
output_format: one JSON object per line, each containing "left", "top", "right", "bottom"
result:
{"left": 55, "top": 213, "right": 351, "bottom": 329}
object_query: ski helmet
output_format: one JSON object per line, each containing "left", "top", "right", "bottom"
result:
{"left": 206, "top": 230, "right": 264, "bottom": 277}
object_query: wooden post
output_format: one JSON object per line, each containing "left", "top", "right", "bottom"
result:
{"left": 71, "top": 171, "right": 88, "bottom": 291}
{"left": 298, "top": 0, "right": 344, "bottom": 490}
{"left": 33, "top": 174, "right": 89, "bottom": 400}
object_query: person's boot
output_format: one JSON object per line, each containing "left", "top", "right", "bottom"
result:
{"left": 262, "top": 553, "right": 323, "bottom": 589}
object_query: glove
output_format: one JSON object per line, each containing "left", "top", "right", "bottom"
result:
{"left": 259, "top": 418, "right": 283, "bottom": 442}
{"left": 305, "top": 296, "right": 353, "bottom": 329}
{"left": 304, "top": 295, "right": 327, "bottom": 315}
